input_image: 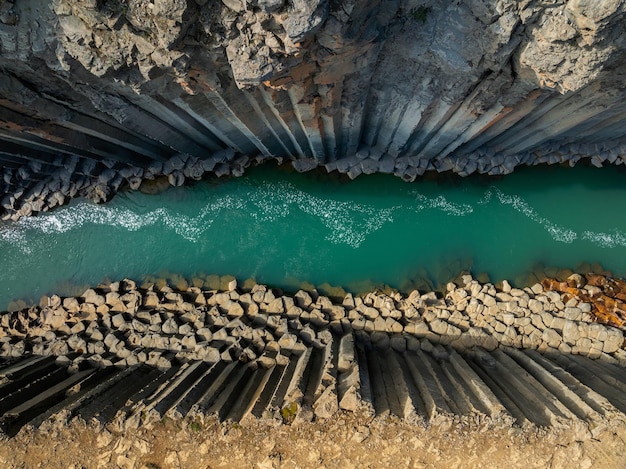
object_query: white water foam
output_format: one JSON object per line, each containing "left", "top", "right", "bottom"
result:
{"left": 2, "top": 181, "right": 625, "bottom": 255}
{"left": 0, "top": 182, "right": 398, "bottom": 251}
{"left": 247, "top": 181, "right": 399, "bottom": 248}
{"left": 480, "top": 186, "right": 626, "bottom": 248}
{"left": 582, "top": 230, "right": 626, "bottom": 248}
{"left": 0, "top": 195, "right": 246, "bottom": 253}
{"left": 482, "top": 187, "right": 578, "bottom": 244}
{"left": 412, "top": 193, "right": 474, "bottom": 216}
{"left": 0, "top": 225, "right": 33, "bottom": 254}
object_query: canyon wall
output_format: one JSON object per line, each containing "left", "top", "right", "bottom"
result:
{"left": 1, "top": 0, "right": 626, "bottom": 216}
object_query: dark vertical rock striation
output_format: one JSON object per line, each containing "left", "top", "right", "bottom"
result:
{"left": 0, "top": 0, "right": 625, "bottom": 217}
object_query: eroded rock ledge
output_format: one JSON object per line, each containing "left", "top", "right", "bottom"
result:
{"left": 1, "top": 1, "right": 626, "bottom": 218}
{"left": 1, "top": 273, "right": 625, "bottom": 440}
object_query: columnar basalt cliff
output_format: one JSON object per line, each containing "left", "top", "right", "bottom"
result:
{"left": 3, "top": 3, "right": 626, "bottom": 461}
{"left": 1, "top": 1, "right": 626, "bottom": 218}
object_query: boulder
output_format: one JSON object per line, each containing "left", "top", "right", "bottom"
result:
{"left": 181, "top": 335, "right": 196, "bottom": 349}
{"left": 42, "top": 311, "right": 66, "bottom": 330}
{"left": 404, "top": 321, "right": 429, "bottom": 337}
{"left": 326, "top": 305, "right": 345, "bottom": 321}
{"left": 67, "top": 335, "right": 87, "bottom": 353}
{"left": 104, "top": 333, "right": 121, "bottom": 352}
{"left": 429, "top": 319, "right": 449, "bottom": 335}
{"left": 227, "top": 302, "right": 245, "bottom": 318}
{"left": 313, "top": 386, "right": 338, "bottom": 420}
{"left": 179, "top": 323, "right": 194, "bottom": 335}
{"left": 603, "top": 328, "right": 624, "bottom": 354}
{"left": 278, "top": 333, "right": 298, "bottom": 351}
{"left": 196, "top": 327, "right": 212, "bottom": 341}
{"left": 62, "top": 297, "right": 80, "bottom": 314}
{"left": 562, "top": 320, "right": 581, "bottom": 345}
{"left": 294, "top": 290, "right": 313, "bottom": 309}
{"left": 161, "top": 317, "right": 179, "bottom": 335}
{"left": 266, "top": 298, "right": 284, "bottom": 314}
{"left": 542, "top": 328, "right": 562, "bottom": 348}
{"left": 144, "top": 292, "right": 160, "bottom": 308}
{"left": 111, "top": 313, "right": 126, "bottom": 329}
{"left": 70, "top": 321, "right": 86, "bottom": 334}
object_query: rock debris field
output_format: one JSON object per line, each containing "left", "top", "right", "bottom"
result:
{"left": 1, "top": 273, "right": 626, "bottom": 467}
{"left": 0, "top": 272, "right": 625, "bottom": 437}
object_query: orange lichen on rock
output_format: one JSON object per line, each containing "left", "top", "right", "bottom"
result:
{"left": 542, "top": 274, "right": 626, "bottom": 329}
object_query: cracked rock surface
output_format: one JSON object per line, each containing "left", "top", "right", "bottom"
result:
{"left": 0, "top": 1, "right": 625, "bottom": 218}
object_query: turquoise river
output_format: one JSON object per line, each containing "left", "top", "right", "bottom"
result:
{"left": 1, "top": 164, "right": 626, "bottom": 309}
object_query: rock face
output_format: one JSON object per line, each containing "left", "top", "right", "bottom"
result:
{"left": 0, "top": 0, "right": 626, "bottom": 215}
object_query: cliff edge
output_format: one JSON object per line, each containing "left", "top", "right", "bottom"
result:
{"left": 1, "top": 0, "right": 626, "bottom": 217}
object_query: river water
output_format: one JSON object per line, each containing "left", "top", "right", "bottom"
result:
{"left": 1, "top": 164, "right": 625, "bottom": 309}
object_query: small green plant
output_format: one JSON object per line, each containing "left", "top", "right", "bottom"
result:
{"left": 410, "top": 6, "right": 431, "bottom": 23}
{"left": 280, "top": 402, "right": 298, "bottom": 424}
{"left": 189, "top": 420, "right": 202, "bottom": 432}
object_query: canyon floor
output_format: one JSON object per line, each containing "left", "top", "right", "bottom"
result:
{"left": 0, "top": 410, "right": 625, "bottom": 469}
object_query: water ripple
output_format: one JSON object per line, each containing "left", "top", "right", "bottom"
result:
{"left": 582, "top": 230, "right": 626, "bottom": 248}
{"left": 485, "top": 188, "right": 578, "bottom": 244}
{"left": 0, "top": 181, "right": 624, "bottom": 254}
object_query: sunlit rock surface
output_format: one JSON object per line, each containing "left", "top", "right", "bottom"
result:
{"left": 0, "top": 0, "right": 625, "bottom": 195}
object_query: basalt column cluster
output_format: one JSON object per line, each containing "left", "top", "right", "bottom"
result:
{"left": 1, "top": 275, "right": 625, "bottom": 437}
{"left": 0, "top": 1, "right": 626, "bottom": 218}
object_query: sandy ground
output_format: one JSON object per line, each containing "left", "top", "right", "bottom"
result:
{"left": 1, "top": 411, "right": 625, "bottom": 469}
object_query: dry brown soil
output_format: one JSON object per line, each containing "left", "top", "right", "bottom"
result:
{"left": 1, "top": 411, "right": 625, "bottom": 469}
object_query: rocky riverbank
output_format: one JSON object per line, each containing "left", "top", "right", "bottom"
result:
{"left": 2, "top": 273, "right": 625, "bottom": 370}
{"left": 3, "top": 143, "right": 626, "bottom": 222}
{"left": 0, "top": 274, "right": 626, "bottom": 368}
{"left": 1, "top": 272, "right": 626, "bottom": 467}
{"left": 0, "top": 148, "right": 259, "bottom": 222}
